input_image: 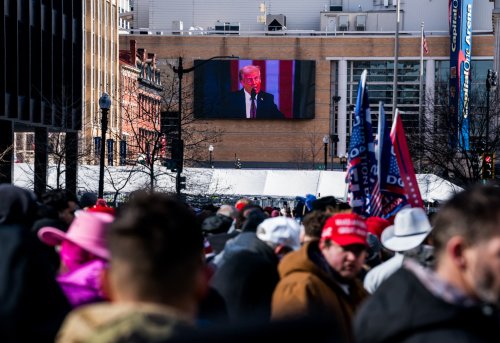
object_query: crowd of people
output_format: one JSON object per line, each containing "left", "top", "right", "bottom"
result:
{"left": 1, "top": 183, "right": 499, "bottom": 342}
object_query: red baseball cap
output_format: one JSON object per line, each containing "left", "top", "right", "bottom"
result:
{"left": 321, "top": 213, "right": 368, "bottom": 247}
{"left": 365, "top": 216, "right": 391, "bottom": 240}
{"left": 235, "top": 198, "right": 250, "bottom": 212}
{"left": 87, "top": 198, "right": 116, "bottom": 216}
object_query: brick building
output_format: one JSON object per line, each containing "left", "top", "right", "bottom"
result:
{"left": 119, "top": 32, "right": 494, "bottom": 169}
{"left": 119, "top": 40, "right": 163, "bottom": 165}
{"left": 120, "top": 0, "right": 495, "bottom": 170}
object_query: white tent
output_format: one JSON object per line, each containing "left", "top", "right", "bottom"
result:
{"left": 13, "top": 164, "right": 462, "bottom": 202}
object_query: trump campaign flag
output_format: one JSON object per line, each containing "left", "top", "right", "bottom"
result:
{"left": 346, "top": 70, "right": 378, "bottom": 217}
{"left": 376, "top": 103, "right": 408, "bottom": 218}
{"left": 390, "top": 110, "right": 424, "bottom": 208}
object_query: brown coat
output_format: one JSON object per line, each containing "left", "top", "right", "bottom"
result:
{"left": 271, "top": 241, "right": 368, "bottom": 342}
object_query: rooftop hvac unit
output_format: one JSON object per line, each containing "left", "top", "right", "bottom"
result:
{"left": 339, "top": 15, "right": 349, "bottom": 31}
{"left": 130, "top": 28, "right": 152, "bottom": 35}
{"left": 266, "top": 14, "right": 286, "bottom": 31}
{"left": 356, "top": 15, "right": 366, "bottom": 31}
{"left": 214, "top": 21, "right": 240, "bottom": 34}
{"left": 172, "top": 20, "right": 183, "bottom": 35}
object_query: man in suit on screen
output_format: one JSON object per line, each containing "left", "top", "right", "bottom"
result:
{"left": 220, "top": 65, "right": 284, "bottom": 119}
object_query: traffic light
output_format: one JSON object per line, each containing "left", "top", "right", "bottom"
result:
{"left": 482, "top": 152, "right": 495, "bottom": 179}
{"left": 168, "top": 138, "right": 184, "bottom": 173}
{"left": 176, "top": 176, "right": 187, "bottom": 190}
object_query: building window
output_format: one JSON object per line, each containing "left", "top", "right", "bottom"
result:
{"left": 343, "top": 60, "right": 423, "bottom": 135}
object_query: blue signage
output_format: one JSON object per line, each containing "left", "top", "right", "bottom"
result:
{"left": 449, "top": 0, "right": 473, "bottom": 150}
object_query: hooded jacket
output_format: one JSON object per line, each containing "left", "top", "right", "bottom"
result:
{"left": 271, "top": 241, "right": 368, "bottom": 343}
{"left": 0, "top": 185, "right": 70, "bottom": 343}
{"left": 210, "top": 219, "right": 279, "bottom": 322}
{"left": 354, "top": 266, "right": 500, "bottom": 343}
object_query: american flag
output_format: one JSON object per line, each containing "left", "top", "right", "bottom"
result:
{"left": 346, "top": 70, "right": 378, "bottom": 217}
{"left": 376, "top": 103, "right": 408, "bottom": 218}
{"left": 390, "top": 110, "right": 424, "bottom": 209}
{"left": 423, "top": 32, "right": 429, "bottom": 55}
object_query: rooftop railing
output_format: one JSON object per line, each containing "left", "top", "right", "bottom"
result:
{"left": 121, "top": 28, "right": 493, "bottom": 37}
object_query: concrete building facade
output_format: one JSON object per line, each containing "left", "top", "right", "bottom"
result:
{"left": 1, "top": 0, "right": 83, "bottom": 195}
{"left": 83, "top": 0, "right": 121, "bottom": 166}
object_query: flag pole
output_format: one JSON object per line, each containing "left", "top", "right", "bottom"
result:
{"left": 392, "top": 0, "right": 401, "bottom": 119}
{"left": 418, "top": 21, "right": 424, "bottom": 173}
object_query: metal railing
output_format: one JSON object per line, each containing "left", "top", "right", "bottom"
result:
{"left": 121, "top": 28, "right": 492, "bottom": 38}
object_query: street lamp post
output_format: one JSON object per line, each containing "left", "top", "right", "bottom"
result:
{"left": 209, "top": 144, "right": 214, "bottom": 168}
{"left": 98, "top": 93, "right": 111, "bottom": 198}
{"left": 322, "top": 135, "right": 329, "bottom": 170}
{"left": 392, "top": 0, "right": 401, "bottom": 118}
{"left": 339, "top": 154, "right": 347, "bottom": 171}
{"left": 331, "top": 95, "right": 341, "bottom": 170}
{"left": 172, "top": 55, "right": 236, "bottom": 198}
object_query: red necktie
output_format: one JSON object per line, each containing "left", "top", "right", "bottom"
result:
{"left": 250, "top": 98, "right": 256, "bottom": 119}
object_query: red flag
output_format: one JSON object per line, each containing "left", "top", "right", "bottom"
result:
{"left": 390, "top": 110, "right": 424, "bottom": 208}
{"left": 423, "top": 32, "right": 429, "bottom": 55}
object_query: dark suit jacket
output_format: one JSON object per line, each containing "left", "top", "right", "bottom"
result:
{"left": 219, "top": 89, "right": 284, "bottom": 119}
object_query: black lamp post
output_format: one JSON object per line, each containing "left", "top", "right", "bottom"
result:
{"left": 339, "top": 153, "right": 347, "bottom": 171}
{"left": 331, "top": 95, "right": 341, "bottom": 170}
{"left": 209, "top": 144, "right": 214, "bottom": 168}
{"left": 98, "top": 92, "right": 111, "bottom": 198}
{"left": 173, "top": 55, "right": 236, "bottom": 198}
{"left": 322, "top": 135, "right": 329, "bottom": 170}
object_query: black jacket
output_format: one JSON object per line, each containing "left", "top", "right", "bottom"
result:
{"left": 354, "top": 267, "right": 500, "bottom": 343}
{"left": 210, "top": 232, "right": 279, "bottom": 322}
{"left": 0, "top": 185, "right": 70, "bottom": 343}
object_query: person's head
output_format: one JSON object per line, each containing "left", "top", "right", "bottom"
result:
{"left": 257, "top": 217, "right": 301, "bottom": 258}
{"left": 38, "top": 211, "right": 114, "bottom": 273}
{"left": 105, "top": 192, "right": 207, "bottom": 316}
{"left": 239, "top": 65, "right": 261, "bottom": 94}
{"left": 300, "top": 210, "right": 330, "bottom": 244}
{"left": 365, "top": 216, "right": 391, "bottom": 241}
{"left": 79, "top": 192, "right": 98, "bottom": 209}
{"left": 235, "top": 197, "right": 252, "bottom": 212}
{"left": 311, "top": 196, "right": 351, "bottom": 215}
{"left": 319, "top": 213, "right": 368, "bottom": 280}
{"left": 202, "top": 214, "right": 233, "bottom": 235}
{"left": 365, "top": 232, "right": 383, "bottom": 268}
{"left": 0, "top": 184, "right": 39, "bottom": 227}
{"left": 41, "top": 189, "right": 79, "bottom": 225}
{"left": 381, "top": 207, "right": 432, "bottom": 253}
{"left": 432, "top": 184, "right": 500, "bottom": 305}
{"left": 217, "top": 204, "right": 238, "bottom": 219}
{"left": 87, "top": 198, "right": 116, "bottom": 216}
{"left": 240, "top": 205, "right": 267, "bottom": 232}
{"left": 263, "top": 206, "right": 274, "bottom": 217}
{"left": 311, "top": 196, "right": 337, "bottom": 213}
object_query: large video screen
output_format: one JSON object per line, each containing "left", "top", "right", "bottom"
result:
{"left": 193, "top": 59, "right": 315, "bottom": 119}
